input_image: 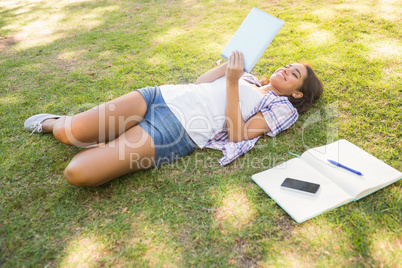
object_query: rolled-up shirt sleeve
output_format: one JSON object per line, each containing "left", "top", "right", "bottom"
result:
{"left": 259, "top": 94, "right": 299, "bottom": 137}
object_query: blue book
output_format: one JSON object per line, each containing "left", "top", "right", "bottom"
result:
{"left": 221, "top": 8, "right": 285, "bottom": 72}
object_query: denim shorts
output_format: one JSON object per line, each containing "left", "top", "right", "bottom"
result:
{"left": 137, "top": 86, "right": 197, "bottom": 166}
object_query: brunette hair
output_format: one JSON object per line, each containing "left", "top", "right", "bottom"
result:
{"left": 260, "top": 64, "right": 324, "bottom": 114}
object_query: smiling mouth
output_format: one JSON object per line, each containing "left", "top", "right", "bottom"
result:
{"left": 277, "top": 72, "right": 286, "bottom": 81}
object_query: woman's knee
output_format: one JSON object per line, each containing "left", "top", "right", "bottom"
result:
{"left": 64, "top": 155, "right": 114, "bottom": 187}
{"left": 64, "top": 163, "right": 86, "bottom": 186}
{"left": 64, "top": 161, "right": 97, "bottom": 187}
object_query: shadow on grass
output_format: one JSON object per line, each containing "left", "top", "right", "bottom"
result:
{"left": 1, "top": 0, "right": 401, "bottom": 267}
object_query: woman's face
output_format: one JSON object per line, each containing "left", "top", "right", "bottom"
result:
{"left": 269, "top": 63, "right": 307, "bottom": 98}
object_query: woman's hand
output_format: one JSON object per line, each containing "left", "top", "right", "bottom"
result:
{"left": 224, "top": 50, "right": 269, "bottom": 142}
{"left": 225, "top": 51, "right": 245, "bottom": 142}
{"left": 225, "top": 50, "right": 245, "bottom": 85}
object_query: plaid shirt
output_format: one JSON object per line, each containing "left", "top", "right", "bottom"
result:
{"left": 205, "top": 73, "right": 298, "bottom": 165}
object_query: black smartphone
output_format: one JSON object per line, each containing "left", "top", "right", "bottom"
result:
{"left": 280, "top": 178, "right": 320, "bottom": 194}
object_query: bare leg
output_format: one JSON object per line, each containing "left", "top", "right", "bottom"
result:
{"left": 64, "top": 125, "right": 155, "bottom": 186}
{"left": 42, "top": 90, "right": 147, "bottom": 147}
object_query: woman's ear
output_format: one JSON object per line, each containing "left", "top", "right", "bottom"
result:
{"left": 292, "top": 91, "right": 303, "bottom": 99}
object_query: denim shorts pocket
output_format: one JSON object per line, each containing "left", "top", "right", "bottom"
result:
{"left": 137, "top": 87, "right": 197, "bottom": 167}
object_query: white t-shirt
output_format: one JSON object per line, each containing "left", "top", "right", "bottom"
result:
{"left": 160, "top": 76, "right": 264, "bottom": 148}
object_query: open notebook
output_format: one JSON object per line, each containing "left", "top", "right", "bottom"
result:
{"left": 252, "top": 139, "right": 402, "bottom": 223}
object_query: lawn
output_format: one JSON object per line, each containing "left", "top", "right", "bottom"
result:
{"left": 0, "top": 0, "right": 401, "bottom": 266}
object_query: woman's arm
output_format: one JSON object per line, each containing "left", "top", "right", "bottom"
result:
{"left": 225, "top": 51, "right": 270, "bottom": 142}
{"left": 195, "top": 62, "right": 228, "bottom": 84}
{"left": 244, "top": 112, "right": 270, "bottom": 140}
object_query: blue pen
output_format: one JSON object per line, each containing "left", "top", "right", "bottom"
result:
{"left": 328, "top": 159, "right": 363, "bottom": 176}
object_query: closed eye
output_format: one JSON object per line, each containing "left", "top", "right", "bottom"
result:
{"left": 285, "top": 65, "right": 300, "bottom": 79}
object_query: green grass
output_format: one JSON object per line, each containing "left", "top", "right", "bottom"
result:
{"left": 1, "top": 0, "right": 401, "bottom": 266}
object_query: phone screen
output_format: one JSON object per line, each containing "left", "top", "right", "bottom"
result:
{"left": 280, "top": 178, "right": 320, "bottom": 194}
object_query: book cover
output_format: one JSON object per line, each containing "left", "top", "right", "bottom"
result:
{"left": 221, "top": 8, "right": 285, "bottom": 72}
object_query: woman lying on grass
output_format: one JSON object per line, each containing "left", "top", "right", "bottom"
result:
{"left": 25, "top": 51, "right": 323, "bottom": 186}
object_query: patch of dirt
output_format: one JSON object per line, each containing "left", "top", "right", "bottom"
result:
{"left": 0, "top": 35, "right": 19, "bottom": 51}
